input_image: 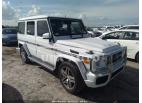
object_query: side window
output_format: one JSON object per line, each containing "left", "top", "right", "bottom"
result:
{"left": 123, "top": 32, "right": 139, "bottom": 40}
{"left": 37, "top": 20, "right": 49, "bottom": 37}
{"left": 27, "top": 21, "right": 35, "bottom": 35}
{"left": 120, "top": 27, "right": 127, "bottom": 30}
{"left": 115, "top": 32, "right": 124, "bottom": 39}
{"left": 18, "top": 22, "right": 25, "bottom": 34}
{"left": 135, "top": 33, "right": 139, "bottom": 40}
{"left": 127, "top": 26, "right": 139, "bottom": 29}
{"left": 104, "top": 32, "right": 119, "bottom": 39}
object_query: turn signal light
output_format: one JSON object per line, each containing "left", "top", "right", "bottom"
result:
{"left": 83, "top": 57, "right": 90, "bottom": 64}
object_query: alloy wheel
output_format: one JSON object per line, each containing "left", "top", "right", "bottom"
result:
{"left": 60, "top": 67, "right": 75, "bottom": 89}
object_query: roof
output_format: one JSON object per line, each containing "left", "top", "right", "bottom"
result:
{"left": 122, "top": 25, "right": 139, "bottom": 27}
{"left": 117, "top": 29, "right": 139, "bottom": 32}
{"left": 102, "top": 29, "right": 139, "bottom": 35}
{"left": 19, "top": 15, "right": 48, "bottom": 21}
{"left": 19, "top": 15, "right": 80, "bottom": 21}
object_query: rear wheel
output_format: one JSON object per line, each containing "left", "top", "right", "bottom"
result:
{"left": 59, "top": 62, "right": 85, "bottom": 94}
{"left": 20, "top": 46, "right": 30, "bottom": 64}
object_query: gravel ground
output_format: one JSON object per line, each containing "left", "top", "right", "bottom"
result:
{"left": 2, "top": 46, "right": 139, "bottom": 103}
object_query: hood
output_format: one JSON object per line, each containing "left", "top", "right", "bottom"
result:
{"left": 2, "top": 34, "right": 17, "bottom": 39}
{"left": 56, "top": 37, "right": 121, "bottom": 53}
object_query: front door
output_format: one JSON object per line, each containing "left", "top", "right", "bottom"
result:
{"left": 36, "top": 19, "right": 55, "bottom": 67}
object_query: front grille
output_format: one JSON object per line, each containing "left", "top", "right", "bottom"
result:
{"left": 112, "top": 51, "right": 122, "bottom": 63}
{"left": 95, "top": 67, "right": 108, "bottom": 74}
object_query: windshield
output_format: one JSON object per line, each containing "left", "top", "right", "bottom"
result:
{"left": 49, "top": 18, "right": 87, "bottom": 37}
{"left": 3, "top": 29, "right": 17, "bottom": 34}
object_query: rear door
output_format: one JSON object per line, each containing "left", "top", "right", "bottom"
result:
{"left": 120, "top": 31, "right": 139, "bottom": 59}
{"left": 25, "top": 21, "right": 36, "bottom": 57}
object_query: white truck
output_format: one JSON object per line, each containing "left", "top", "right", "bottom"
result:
{"left": 17, "top": 15, "right": 127, "bottom": 94}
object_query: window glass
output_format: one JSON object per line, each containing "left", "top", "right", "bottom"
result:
{"left": 119, "top": 27, "right": 127, "bottom": 30}
{"left": 127, "top": 26, "right": 139, "bottom": 29}
{"left": 27, "top": 21, "right": 35, "bottom": 35}
{"left": 104, "top": 32, "right": 122, "bottom": 39}
{"left": 123, "top": 32, "right": 139, "bottom": 40}
{"left": 3, "top": 29, "right": 17, "bottom": 34}
{"left": 18, "top": 22, "right": 25, "bottom": 34}
{"left": 37, "top": 21, "right": 49, "bottom": 37}
{"left": 50, "top": 18, "right": 87, "bottom": 36}
{"left": 71, "top": 22, "right": 85, "bottom": 34}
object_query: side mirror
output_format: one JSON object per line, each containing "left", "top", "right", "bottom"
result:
{"left": 87, "top": 31, "right": 93, "bottom": 37}
{"left": 42, "top": 33, "right": 50, "bottom": 39}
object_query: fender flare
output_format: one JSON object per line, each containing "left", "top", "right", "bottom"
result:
{"left": 55, "top": 54, "right": 87, "bottom": 80}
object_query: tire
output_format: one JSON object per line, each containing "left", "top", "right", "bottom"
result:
{"left": 58, "top": 62, "right": 85, "bottom": 94}
{"left": 20, "top": 46, "right": 30, "bottom": 64}
{"left": 136, "top": 53, "right": 139, "bottom": 63}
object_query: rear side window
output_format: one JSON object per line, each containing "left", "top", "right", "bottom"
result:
{"left": 27, "top": 21, "right": 35, "bottom": 35}
{"left": 127, "top": 26, "right": 139, "bottom": 29}
{"left": 18, "top": 22, "right": 25, "bottom": 34}
{"left": 37, "top": 20, "right": 49, "bottom": 37}
{"left": 123, "top": 32, "right": 139, "bottom": 40}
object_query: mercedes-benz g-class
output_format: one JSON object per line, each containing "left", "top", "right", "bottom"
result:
{"left": 17, "top": 15, "right": 127, "bottom": 94}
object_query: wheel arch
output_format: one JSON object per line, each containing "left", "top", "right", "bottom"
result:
{"left": 135, "top": 51, "right": 139, "bottom": 62}
{"left": 55, "top": 55, "right": 87, "bottom": 80}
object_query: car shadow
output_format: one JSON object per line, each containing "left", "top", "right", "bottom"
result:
{"left": 127, "top": 58, "right": 137, "bottom": 63}
{"left": 2, "top": 83, "right": 24, "bottom": 103}
{"left": 76, "top": 66, "right": 139, "bottom": 103}
{"left": 30, "top": 61, "right": 139, "bottom": 103}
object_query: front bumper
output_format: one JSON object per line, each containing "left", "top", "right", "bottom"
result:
{"left": 84, "top": 61, "right": 126, "bottom": 88}
{"left": 2, "top": 38, "right": 17, "bottom": 45}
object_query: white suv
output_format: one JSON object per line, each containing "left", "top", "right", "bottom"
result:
{"left": 17, "top": 15, "right": 127, "bottom": 94}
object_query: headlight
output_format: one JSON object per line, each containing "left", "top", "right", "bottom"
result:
{"left": 95, "top": 55, "right": 110, "bottom": 68}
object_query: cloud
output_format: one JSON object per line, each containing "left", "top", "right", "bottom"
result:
{"left": 2, "top": 1, "right": 20, "bottom": 20}
{"left": 2, "top": 0, "right": 138, "bottom": 26}
{"left": 2, "top": 1, "right": 21, "bottom": 26}
{"left": 28, "top": 5, "right": 42, "bottom": 16}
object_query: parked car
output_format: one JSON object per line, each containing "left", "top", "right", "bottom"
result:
{"left": 118, "top": 25, "right": 139, "bottom": 30}
{"left": 103, "top": 26, "right": 116, "bottom": 31}
{"left": 16, "top": 15, "right": 127, "bottom": 94}
{"left": 99, "top": 30, "right": 139, "bottom": 62}
{"left": 86, "top": 27, "right": 102, "bottom": 37}
{"left": 2, "top": 28, "right": 18, "bottom": 45}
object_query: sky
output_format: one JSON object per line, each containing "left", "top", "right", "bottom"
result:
{"left": 2, "top": 0, "right": 139, "bottom": 26}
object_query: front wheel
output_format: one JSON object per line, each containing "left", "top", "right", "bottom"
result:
{"left": 59, "top": 62, "right": 85, "bottom": 94}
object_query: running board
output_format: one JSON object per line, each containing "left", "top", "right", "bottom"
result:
{"left": 29, "top": 56, "right": 54, "bottom": 71}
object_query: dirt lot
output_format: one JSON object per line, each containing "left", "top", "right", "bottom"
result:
{"left": 2, "top": 46, "right": 139, "bottom": 103}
